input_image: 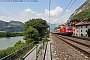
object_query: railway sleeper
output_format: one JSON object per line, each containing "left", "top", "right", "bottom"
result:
{"left": 59, "top": 35, "right": 90, "bottom": 48}
{"left": 58, "top": 37, "right": 90, "bottom": 57}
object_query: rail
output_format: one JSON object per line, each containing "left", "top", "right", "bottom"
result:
{"left": 50, "top": 43, "right": 52, "bottom": 60}
{"left": 21, "top": 41, "right": 44, "bottom": 60}
{"left": 54, "top": 34, "right": 90, "bottom": 57}
{"left": 59, "top": 35, "right": 90, "bottom": 48}
{"left": 42, "top": 41, "right": 52, "bottom": 60}
{"left": 72, "top": 36, "right": 90, "bottom": 41}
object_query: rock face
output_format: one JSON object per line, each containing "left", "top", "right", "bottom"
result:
{"left": 0, "top": 20, "right": 24, "bottom": 32}
{"left": 70, "top": 0, "right": 90, "bottom": 18}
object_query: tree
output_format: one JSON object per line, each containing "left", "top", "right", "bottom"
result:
{"left": 54, "top": 26, "right": 61, "bottom": 31}
{"left": 24, "top": 26, "right": 39, "bottom": 44}
{"left": 24, "top": 18, "right": 49, "bottom": 39}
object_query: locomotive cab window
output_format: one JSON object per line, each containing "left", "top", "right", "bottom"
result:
{"left": 66, "top": 27, "right": 72, "bottom": 30}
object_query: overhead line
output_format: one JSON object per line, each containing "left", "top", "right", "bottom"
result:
{"left": 55, "top": 0, "right": 77, "bottom": 24}
{"left": 54, "top": 0, "right": 73, "bottom": 24}
{"left": 62, "top": 0, "right": 77, "bottom": 16}
{"left": 54, "top": 0, "right": 73, "bottom": 27}
{"left": 61, "top": 0, "right": 77, "bottom": 18}
{"left": 60, "top": 0, "right": 73, "bottom": 17}
{"left": 68, "top": 0, "right": 76, "bottom": 10}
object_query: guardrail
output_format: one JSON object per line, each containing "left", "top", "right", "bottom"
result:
{"left": 0, "top": 42, "right": 34, "bottom": 60}
{"left": 20, "top": 41, "right": 43, "bottom": 60}
{"left": 20, "top": 45, "right": 38, "bottom": 60}
{"left": 50, "top": 43, "right": 52, "bottom": 60}
{"left": 0, "top": 40, "right": 50, "bottom": 60}
{"left": 43, "top": 42, "right": 48, "bottom": 60}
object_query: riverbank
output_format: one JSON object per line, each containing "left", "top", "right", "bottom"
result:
{"left": 0, "top": 32, "right": 23, "bottom": 37}
{"left": 0, "top": 40, "right": 26, "bottom": 59}
{"left": 0, "top": 36, "right": 24, "bottom": 50}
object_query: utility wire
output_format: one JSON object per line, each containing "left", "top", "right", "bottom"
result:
{"left": 60, "top": 0, "right": 72, "bottom": 17}
{"left": 54, "top": 0, "right": 73, "bottom": 25}
{"left": 55, "top": 0, "right": 76, "bottom": 24}
{"left": 67, "top": 0, "right": 76, "bottom": 10}
{"left": 53, "top": 0, "right": 73, "bottom": 28}
{"left": 62, "top": 0, "right": 77, "bottom": 17}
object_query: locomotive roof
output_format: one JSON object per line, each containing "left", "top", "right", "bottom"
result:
{"left": 63, "top": 26, "right": 72, "bottom": 27}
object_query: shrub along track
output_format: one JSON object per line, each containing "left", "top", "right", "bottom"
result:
{"left": 51, "top": 33, "right": 90, "bottom": 60}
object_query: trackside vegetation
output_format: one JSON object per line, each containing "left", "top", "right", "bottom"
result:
{"left": 54, "top": 25, "right": 61, "bottom": 31}
{"left": 0, "top": 18, "right": 49, "bottom": 59}
{"left": 24, "top": 18, "right": 49, "bottom": 44}
{"left": 23, "top": 26, "right": 39, "bottom": 44}
{"left": 0, "top": 40, "right": 26, "bottom": 59}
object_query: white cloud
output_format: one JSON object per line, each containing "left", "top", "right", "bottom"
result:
{"left": 0, "top": 16, "right": 26, "bottom": 23}
{"left": 45, "top": 6, "right": 63, "bottom": 16}
{"left": 24, "top": 8, "right": 35, "bottom": 13}
{"left": 43, "top": 16, "right": 68, "bottom": 24}
{"left": 65, "top": 10, "right": 70, "bottom": 12}
{"left": 0, "top": 6, "right": 71, "bottom": 25}
{"left": 36, "top": 13, "right": 43, "bottom": 16}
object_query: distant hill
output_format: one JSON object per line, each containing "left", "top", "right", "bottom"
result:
{"left": 0, "top": 20, "right": 56, "bottom": 32}
{"left": 70, "top": 0, "right": 90, "bottom": 20}
{"left": 48, "top": 23, "right": 56, "bottom": 32}
{"left": 0, "top": 20, "right": 24, "bottom": 32}
{"left": 70, "top": 8, "right": 90, "bottom": 20}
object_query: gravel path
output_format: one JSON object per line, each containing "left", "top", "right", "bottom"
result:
{"left": 51, "top": 34, "right": 90, "bottom": 60}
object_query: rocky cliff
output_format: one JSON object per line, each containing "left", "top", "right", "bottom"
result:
{"left": 70, "top": 0, "right": 90, "bottom": 19}
{"left": 0, "top": 20, "right": 24, "bottom": 32}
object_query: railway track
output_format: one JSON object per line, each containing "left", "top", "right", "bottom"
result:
{"left": 59, "top": 35, "right": 90, "bottom": 48}
{"left": 53, "top": 34, "right": 90, "bottom": 57}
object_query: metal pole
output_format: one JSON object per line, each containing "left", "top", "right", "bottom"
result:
{"left": 49, "top": 0, "right": 51, "bottom": 33}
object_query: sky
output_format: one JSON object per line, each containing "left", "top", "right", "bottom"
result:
{"left": 0, "top": 0, "right": 86, "bottom": 25}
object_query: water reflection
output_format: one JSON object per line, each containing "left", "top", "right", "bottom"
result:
{"left": 0, "top": 36, "right": 25, "bottom": 50}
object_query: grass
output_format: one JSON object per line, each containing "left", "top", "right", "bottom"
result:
{"left": 43, "top": 38, "right": 50, "bottom": 43}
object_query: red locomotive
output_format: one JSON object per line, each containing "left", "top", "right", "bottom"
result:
{"left": 59, "top": 26, "right": 73, "bottom": 36}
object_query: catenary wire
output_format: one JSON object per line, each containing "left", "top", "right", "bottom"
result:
{"left": 55, "top": 0, "right": 77, "bottom": 24}
{"left": 54, "top": 0, "right": 73, "bottom": 26}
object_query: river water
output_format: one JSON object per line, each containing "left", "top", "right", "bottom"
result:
{"left": 0, "top": 36, "right": 25, "bottom": 50}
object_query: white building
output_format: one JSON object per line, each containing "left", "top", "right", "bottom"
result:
{"left": 73, "top": 22, "right": 90, "bottom": 37}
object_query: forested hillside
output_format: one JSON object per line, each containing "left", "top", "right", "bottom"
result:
{"left": 70, "top": 8, "right": 90, "bottom": 21}
{"left": 70, "top": 0, "right": 90, "bottom": 21}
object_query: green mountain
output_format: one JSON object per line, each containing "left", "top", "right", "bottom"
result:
{"left": 70, "top": 0, "right": 90, "bottom": 20}
{"left": 70, "top": 8, "right": 90, "bottom": 20}
{"left": 0, "top": 20, "right": 24, "bottom": 32}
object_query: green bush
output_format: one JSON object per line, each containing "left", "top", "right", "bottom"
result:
{"left": 0, "top": 40, "right": 26, "bottom": 59}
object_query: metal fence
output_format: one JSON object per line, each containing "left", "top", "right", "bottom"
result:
{"left": 0, "top": 41, "right": 49, "bottom": 60}
{"left": 20, "top": 41, "right": 47, "bottom": 60}
{"left": 0, "top": 42, "right": 34, "bottom": 60}
{"left": 43, "top": 42, "right": 48, "bottom": 60}
{"left": 20, "top": 45, "right": 38, "bottom": 60}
